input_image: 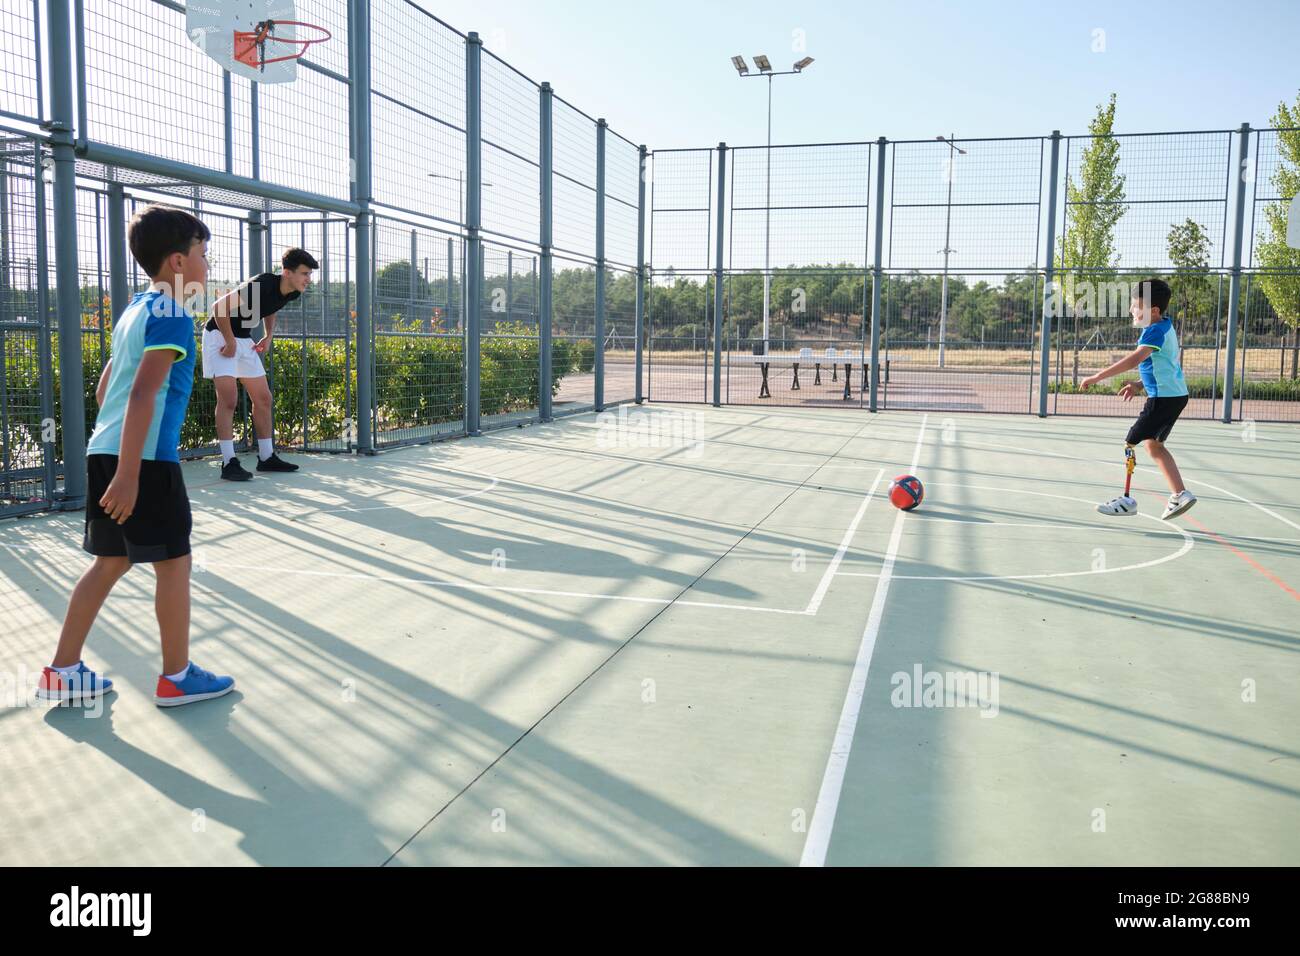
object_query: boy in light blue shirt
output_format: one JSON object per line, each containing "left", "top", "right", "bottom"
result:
{"left": 37, "top": 205, "right": 236, "bottom": 708}
{"left": 1082, "top": 277, "right": 1197, "bottom": 520}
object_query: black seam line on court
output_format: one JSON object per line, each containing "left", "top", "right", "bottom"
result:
{"left": 379, "top": 417, "right": 878, "bottom": 866}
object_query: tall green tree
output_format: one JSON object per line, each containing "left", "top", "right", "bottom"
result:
{"left": 1166, "top": 218, "right": 1213, "bottom": 348}
{"left": 1056, "top": 93, "right": 1127, "bottom": 383}
{"left": 1254, "top": 95, "right": 1300, "bottom": 378}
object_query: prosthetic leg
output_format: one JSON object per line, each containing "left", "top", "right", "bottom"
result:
{"left": 1096, "top": 444, "right": 1139, "bottom": 516}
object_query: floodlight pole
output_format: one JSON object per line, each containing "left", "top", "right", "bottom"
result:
{"left": 765, "top": 74, "right": 772, "bottom": 354}
{"left": 937, "top": 134, "right": 964, "bottom": 370}
{"left": 738, "top": 66, "right": 805, "bottom": 355}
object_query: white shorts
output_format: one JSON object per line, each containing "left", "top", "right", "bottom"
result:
{"left": 201, "top": 327, "right": 266, "bottom": 380}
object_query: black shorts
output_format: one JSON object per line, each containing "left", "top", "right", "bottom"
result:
{"left": 83, "top": 454, "right": 192, "bottom": 564}
{"left": 1126, "top": 395, "right": 1189, "bottom": 445}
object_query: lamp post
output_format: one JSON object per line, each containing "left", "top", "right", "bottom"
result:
{"left": 732, "top": 53, "right": 814, "bottom": 355}
{"left": 935, "top": 134, "right": 965, "bottom": 370}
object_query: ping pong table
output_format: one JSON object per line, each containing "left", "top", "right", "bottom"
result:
{"left": 735, "top": 347, "right": 869, "bottom": 400}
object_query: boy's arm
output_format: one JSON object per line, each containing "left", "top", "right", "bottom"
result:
{"left": 95, "top": 359, "right": 113, "bottom": 407}
{"left": 254, "top": 311, "right": 278, "bottom": 353}
{"left": 1081, "top": 346, "right": 1153, "bottom": 389}
{"left": 97, "top": 350, "right": 178, "bottom": 524}
{"left": 210, "top": 288, "right": 242, "bottom": 354}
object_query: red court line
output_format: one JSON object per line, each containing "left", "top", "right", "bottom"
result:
{"left": 1184, "top": 514, "right": 1300, "bottom": 602}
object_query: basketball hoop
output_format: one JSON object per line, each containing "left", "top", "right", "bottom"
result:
{"left": 233, "top": 19, "right": 331, "bottom": 72}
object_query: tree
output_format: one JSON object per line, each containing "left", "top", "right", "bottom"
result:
{"left": 1253, "top": 96, "right": 1300, "bottom": 379}
{"left": 1166, "top": 218, "right": 1213, "bottom": 349}
{"left": 1056, "top": 93, "right": 1127, "bottom": 384}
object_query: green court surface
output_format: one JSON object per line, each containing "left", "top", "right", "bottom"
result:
{"left": 1, "top": 406, "right": 1297, "bottom": 866}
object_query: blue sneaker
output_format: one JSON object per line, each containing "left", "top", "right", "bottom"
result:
{"left": 36, "top": 662, "right": 114, "bottom": 702}
{"left": 154, "top": 662, "right": 235, "bottom": 707}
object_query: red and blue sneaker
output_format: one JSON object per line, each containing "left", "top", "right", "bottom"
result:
{"left": 154, "top": 662, "right": 236, "bottom": 708}
{"left": 35, "top": 662, "right": 114, "bottom": 702}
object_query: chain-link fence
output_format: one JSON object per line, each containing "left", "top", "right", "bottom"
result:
{"left": 647, "top": 129, "right": 1300, "bottom": 422}
{"left": 0, "top": 134, "right": 55, "bottom": 517}
{"left": 3, "top": 1, "right": 1298, "bottom": 522}
{"left": 2, "top": 0, "right": 644, "bottom": 517}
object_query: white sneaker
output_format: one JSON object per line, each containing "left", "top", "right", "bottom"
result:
{"left": 1097, "top": 495, "right": 1138, "bottom": 516}
{"left": 1162, "top": 491, "right": 1197, "bottom": 520}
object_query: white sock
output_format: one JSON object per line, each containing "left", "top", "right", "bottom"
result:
{"left": 220, "top": 440, "right": 235, "bottom": 464}
{"left": 51, "top": 662, "right": 82, "bottom": 674}
{"left": 165, "top": 664, "right": 190, "bottom": 682}
{"left": 258, "top": 438, "right": 274, "bottom": 460}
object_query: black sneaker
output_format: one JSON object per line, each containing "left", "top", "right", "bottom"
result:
{"left": 221, "top": 458, "right": 253, "bottom": 481}
{"left": 256, "top": 452, "right": 299, "bottom": 473}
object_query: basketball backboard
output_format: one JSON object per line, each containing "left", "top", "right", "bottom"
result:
{"left": 186, "top": 0, "right": 328, "bottom": 85}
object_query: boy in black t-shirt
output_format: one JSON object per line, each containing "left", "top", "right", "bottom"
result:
{"left": 203, "top": 247, "right": 317, "bottom": 480}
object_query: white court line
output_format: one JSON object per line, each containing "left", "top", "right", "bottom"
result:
{"left": 202, "top": 561, "right": 814, "bottom": 616}
{"left": 804, "top": 468, "right": 885, "bottom": 615}
{"left": 961, "top": 436, "right": 1300, "bottom": 534}
{"left": 287, "top": 475, "right": 500, "bottom": 519}
{"left": 834, "top": 483, "right": 1194, "bottom": 582}
{"left": 800, "top": 414, "right": 928, "bottom": 868}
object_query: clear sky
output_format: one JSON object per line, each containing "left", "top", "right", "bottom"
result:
{"left": 425, "top": 0, "right": 1300, "bottom": 149}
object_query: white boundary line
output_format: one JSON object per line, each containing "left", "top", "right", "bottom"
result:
{"left": 961, "top": 436, "right": 1300, "bottom": 533}
{"left": 804, "top": 468, "right": 885, "bottom": 615}
{"left": 287, "top": 476, "right": 501, "bottom": 519}
{"left": 800, "top": 414, "right": 928, "bottom": 867}
{"left": 202, "top": 561, "right": 814, "bottom": 616}
{"left": 834, "top": 482, "right": 1195, "bottom": 582}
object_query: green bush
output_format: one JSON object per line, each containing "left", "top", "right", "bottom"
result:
{"left": 1048, "top": 375, "right": 1300, "bottom": 400}
{"left": 5, "top": 318, "right": 571, "bottom": 457}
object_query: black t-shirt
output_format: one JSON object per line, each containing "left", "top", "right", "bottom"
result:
{"left": 205, "top": 272, "right": 301, "bottom": 339}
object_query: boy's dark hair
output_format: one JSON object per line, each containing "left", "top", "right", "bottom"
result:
{"left": 282, "top": 247, "right": 320, "bottom": 272}
{"left": 1133, "top": 277, "right": 1172, "bottom": 316}
{"left": 128, "top": 205, "right": 210, "bottom": 278}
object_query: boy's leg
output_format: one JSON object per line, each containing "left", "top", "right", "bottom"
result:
{"left": 244, "top": 373, "right": 298, "bottom": 470}
{"left": 51, "top": 555, "right": 132, "bottom": 667}
{"left": 241, "top": 374, "right": 273, "bottom": 446}
{"left": 1145, "top": 439, "right": 1186, "bottom": 495}
{"left": 153, "top": 554, "right": 192, "bottom": 676}
{"left": 214, "top": 374, "right": 238, "bottom": 445}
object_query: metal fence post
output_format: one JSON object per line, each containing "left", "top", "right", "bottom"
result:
{"left": 249, "top": 210, "right": 265, "bottom": 276}
{"left": 46, "top": 0, "right": 85, "bottom": 507}
{"left": 539, "top": 81, "right": 554, "bottom": 422}
{"left": 594, "top": 118, "right": 607, "bottom": 411}
{"left": 464, "top": 32, "right": 484, "bottom": 434}
{"left": 446, "top": 236, "right": 454, "bottom": 329}
{"left": 349, "top": 0, "right": 374, "bottom": 452}
{"left": 635, "top": 145, "right": 647, "bottom": 404}
{"left": 1222, "top": 122, "right": 1250, "bottom": 424}
{"left": 869, "top": 137, "right": 886, "bottom": 412}
{"left": 248, "top": 207, "right": 268, "bottom": 444}
{"left": 1038, "top": 130, "right": 1061, "bottom": 418}
{"left": 409, "top": 228, "right": 418, "bottom": 324}
{"left": 712, "top": 142, "right": 727, "bottom": 408}
{"left": 107, "top": 181, "right": 128, "bottom": 322}
{"left": 223, "top": 70, "right": 234, "bottom": 174}
{"left": 34, "top": 141, "right": 57, "bottom": 503}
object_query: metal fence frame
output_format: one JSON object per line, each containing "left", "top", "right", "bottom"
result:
{"left": 1, "top": 0, "right": 648, "bottom": 518}
{"left": 647, "top": 127, "right": 1300, "bottom": 423}
{"left": 2, "top": 3, "right": 1298, "bottom": 521}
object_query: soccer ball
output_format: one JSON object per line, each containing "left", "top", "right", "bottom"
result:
{"left": 889, "top": 474, "right": 924, "bottom": 511}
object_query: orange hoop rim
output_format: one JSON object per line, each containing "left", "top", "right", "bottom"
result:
{"left": 233, "top": 20, "right": 331, "bottom": 68}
